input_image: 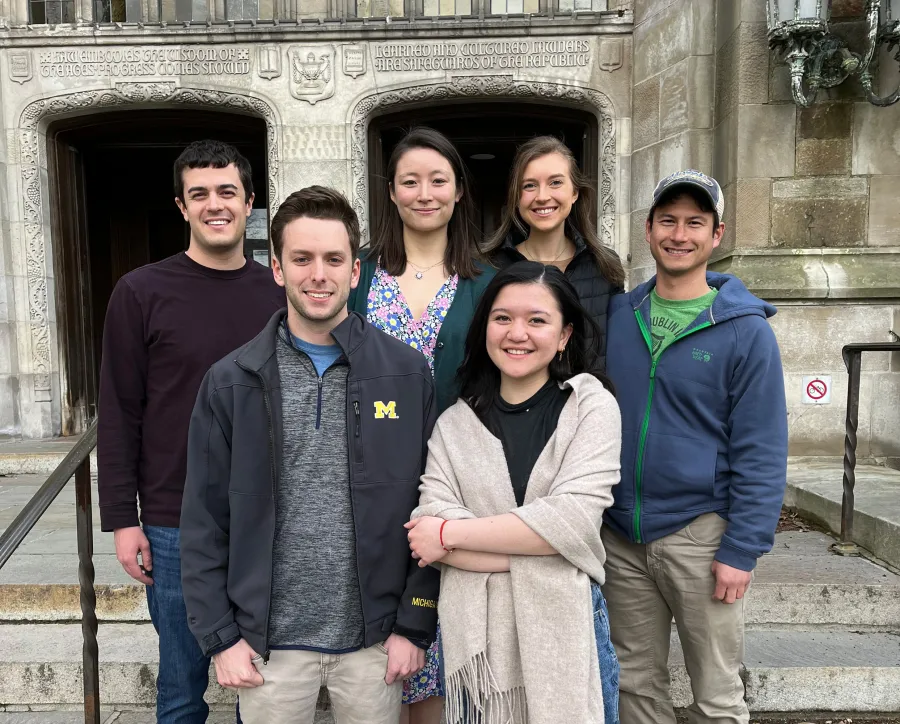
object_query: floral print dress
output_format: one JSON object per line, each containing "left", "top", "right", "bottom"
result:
{"left": 366, "top": 264, "right": 458, "bottom": 704}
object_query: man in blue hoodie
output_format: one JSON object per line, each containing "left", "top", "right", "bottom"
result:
{"left": 603, "top": 170, "right": 787, "bottom": 723}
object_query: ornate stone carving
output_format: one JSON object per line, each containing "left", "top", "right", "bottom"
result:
{"left": 349, "top": 75, "right": 617, "bottom": 245}
{"left": 342, "top": 44, "right": 367, "bottom": 79}
{"left": 18, "top": 83, "right": 281, "bottom": 402}
{"left": 258, "top": 46, "right": 283, "bottom": 80}
{"left": 289, "top": 46, "right": 335, "bottom": 105}
{"left": 597, "top": 38, "right": 624, "bottom": 73}
{"left": 9, "top": 51, "right": 33, "bottom": 84}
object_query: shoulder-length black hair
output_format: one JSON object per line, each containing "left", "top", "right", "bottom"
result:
{"left": 457, "top": 261, "right": 613, "bottom": 418}
{"left": 368, "top": 127, "right": 482, "bottom": 279}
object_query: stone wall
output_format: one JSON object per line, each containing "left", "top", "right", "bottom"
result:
{"left": 628, "top": 0, "right": 715, "bottom": 284}
{"left": 0, "top": 3, "right": 898, "bottom": 460}
{"left": 708, "top": 0, "right": 900, "bottom": 464}
{"left": 0, "top": 28, "right": 632, "bottom": 438}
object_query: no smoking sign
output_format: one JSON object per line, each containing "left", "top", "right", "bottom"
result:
{"left": 802, "top": 375, "right": 831, "bottom": 405}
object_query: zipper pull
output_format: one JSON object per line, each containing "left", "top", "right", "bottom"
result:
{"left": 353, "top": 400, "right": 360, "bottom": 437}
{"left": 263, "top": 649, "right": 270, "bottom": 665}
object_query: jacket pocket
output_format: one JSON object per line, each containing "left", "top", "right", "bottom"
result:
{"left": 641, "top": 432, "right": 717, "bottom": 515}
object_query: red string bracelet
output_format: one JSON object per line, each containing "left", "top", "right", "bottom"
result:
{"left": 439, "top": 520, "right": 454, "bottom": 553}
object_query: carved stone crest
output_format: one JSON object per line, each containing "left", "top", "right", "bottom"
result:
{"left": 289, "top": 45, "right": 335, "bottom": 105}
{"left": 342, "top": 44, "right": 367, "bottom": 79}
{"left": 257, "top": 46, "right": 282, "bottom": 80}
{"left": 9, "top": 51, "right": 32, "bottom": 84}
{"left": 597, "top": 38, "right": 623, "bottom": 72}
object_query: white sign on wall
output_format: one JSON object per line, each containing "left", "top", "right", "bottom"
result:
{"left": 802, "top": 375, "right": 832, "bottom": 405}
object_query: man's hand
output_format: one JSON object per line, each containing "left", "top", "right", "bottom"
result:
{"left": 382, "top": 633, "right": 425, "bottom": 685}
{"left": 114, "top": 526, "right": 153, "bottom": 585}
{"left": 213, "top": 639, "right": 265, "bottom": 689}
{"left": 711, "top": 560, "right": 752, "bottom": 604}
{"left": 404, "top": 517, "right": 449, "bottom": 567}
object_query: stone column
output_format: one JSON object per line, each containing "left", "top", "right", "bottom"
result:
{"left": 710, "top": 0, "right": 900, "bottom": 463}
{"left": 628, "top": 0, "right": 715, "bottom": 284}
{"left": 0, "top": 80, "right": 19, "bottom": 436}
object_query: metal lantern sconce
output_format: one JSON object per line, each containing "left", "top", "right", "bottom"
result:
{"left": 767, "top": 0, "right": 900, "bottom": 106}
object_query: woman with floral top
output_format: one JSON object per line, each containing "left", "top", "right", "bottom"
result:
{"left": 348, "top": 126, "right": 494, "bottom": 724}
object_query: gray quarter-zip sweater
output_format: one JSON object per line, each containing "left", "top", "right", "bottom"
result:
{"left": 269, "top": 331, "right": 364, "bottom": 651}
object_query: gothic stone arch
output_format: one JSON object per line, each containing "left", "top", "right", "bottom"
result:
{"left": 349, "top": 75, "right": 617, "bottom": 244}
{"left": 18, "top": 82, "right": 281, "bottom": 402}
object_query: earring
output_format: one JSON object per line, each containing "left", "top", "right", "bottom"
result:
{"left": 558, "top": 349, "right": 564, "bottom": 362}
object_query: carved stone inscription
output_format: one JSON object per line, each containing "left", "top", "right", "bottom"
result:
{"left": 373, "top": 40, "right": 591, "bottom": 72}
{"left": 38, "top": 47, "right": 251, "bottom": 78}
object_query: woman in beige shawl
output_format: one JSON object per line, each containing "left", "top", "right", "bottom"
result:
{"left": 406, "top": 261, "right": 621, "bottom": 724}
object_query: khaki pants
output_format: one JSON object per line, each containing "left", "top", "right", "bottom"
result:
{"left": 239, "top": 644, "right": 402, "bottom": 724}
{"left": 601, "top": 513, "right": 748, "bottom": 724}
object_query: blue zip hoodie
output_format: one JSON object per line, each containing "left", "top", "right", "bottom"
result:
{"left": 604, "top": 272, "right": 788, "bottom": 572}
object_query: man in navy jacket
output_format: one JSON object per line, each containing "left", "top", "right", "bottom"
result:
{"left": 603, "top": 170, "right": 787, "bottom": 723}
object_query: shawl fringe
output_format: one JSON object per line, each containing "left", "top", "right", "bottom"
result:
{"left": 445, "top": 651, "right": 528, "bottom": 724}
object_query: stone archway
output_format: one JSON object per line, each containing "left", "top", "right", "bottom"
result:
{"left": 348, "top": 75, "right": 618, "bottom": 244}
{"left": 18, "top": 82, "right": 281, "bottom": 404}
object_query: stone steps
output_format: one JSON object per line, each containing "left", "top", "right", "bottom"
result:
{"left": 1, "top": 622, "right": 899, "bottom": 712}
{"left": 0, "top": 437, "right": 89, "bottom": 476}
{"left": 3, "top": 460, "right": 900, "bottom": 713}
{"left": 3, "top": 556, "right": 899, "bottom": 629}
{"left": 785, "top": 458, "right": 900, "bottom": 570}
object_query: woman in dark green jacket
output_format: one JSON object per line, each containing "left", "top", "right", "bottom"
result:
{"left": 347, "top": 126, "right": 493, "bottom": 724}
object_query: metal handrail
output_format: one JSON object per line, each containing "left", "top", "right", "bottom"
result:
{"left": 0, "top": 418, "right": 100, "bottom": 724}
{"left": 833, "top": 343, "right": 900, "bottom": 555}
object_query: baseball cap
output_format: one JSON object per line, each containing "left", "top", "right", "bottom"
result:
{"left": 650, "top": 169, "right": 724, "bottom": 219}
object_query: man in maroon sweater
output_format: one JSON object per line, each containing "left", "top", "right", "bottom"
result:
{"left": 98, "top": 139, "right": 284, "bottom": 723}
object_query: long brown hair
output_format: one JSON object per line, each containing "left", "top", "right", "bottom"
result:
{"left": 484, "top": 136, "right": 624, "bottom": 288}
{"left": 368, "top": 127, "right": 481, "bottom": 279}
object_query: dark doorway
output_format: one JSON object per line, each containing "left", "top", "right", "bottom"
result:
{"left": 49, "top": 110, "right": 268, "bottom": 434}
{"left": 368, "top": 103, "right": 598, "bottom": 240}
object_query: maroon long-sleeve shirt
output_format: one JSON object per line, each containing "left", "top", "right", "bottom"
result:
{"left": 98, "top": 252, "right": 285, "bottom": 531}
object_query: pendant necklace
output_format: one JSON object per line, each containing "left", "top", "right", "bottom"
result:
{"left": 407, "top": 258, "right": 444, "bottom": 280}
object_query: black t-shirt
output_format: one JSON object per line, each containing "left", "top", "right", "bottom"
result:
{"left": 484, "top": 379, "right": 572, "bottom": 506}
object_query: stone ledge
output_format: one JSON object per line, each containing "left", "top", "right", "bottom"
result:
{"left": 784, "top": 459, "right": 900, "bottom": 569}
{"left": 0, "top": 14, "right": 635, "bottom": 44}
{"left": 773, "top": 176, "right": 868, "bottom": 199}
{"left": 710, "top": 248, "right": 900, "bottom": 300}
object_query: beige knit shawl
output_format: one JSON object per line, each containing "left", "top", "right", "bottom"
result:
{"left": 412, "top": 373, "right": 621, "bottom": 724}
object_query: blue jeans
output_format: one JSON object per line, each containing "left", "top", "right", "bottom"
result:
{"left": 144, "top": 525, "right": 211, "bottom": 723}
{"left": 592, "top": 581, "right": 620, "bottom": 724}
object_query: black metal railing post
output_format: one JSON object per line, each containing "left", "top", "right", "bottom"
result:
{"left": 75, "top": 454, "right": 100, "bottom": 724}
{"left": 0, "top": 419, "right": 100, "bottom": 722}
{"left": 831, "top": 342, "right": 900, "bottom": 556}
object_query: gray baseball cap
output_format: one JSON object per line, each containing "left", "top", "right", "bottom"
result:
{"left": 650, "top": 169, "right": 724, "bottom": 219}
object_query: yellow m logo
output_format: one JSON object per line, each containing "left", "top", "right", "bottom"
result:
{"left": 374, "top": 401, "right": 398, "bottom": 419}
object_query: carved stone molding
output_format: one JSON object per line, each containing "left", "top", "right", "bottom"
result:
{"left": 349, "top": 75, "right": 617, "bottom": 245}
{"left": 18, "top": 83, "right": 281, "bottom": 401}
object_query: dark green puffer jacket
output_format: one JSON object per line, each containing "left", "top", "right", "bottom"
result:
{"left": 349, "top": 251, "right": 496, "bottom": 414}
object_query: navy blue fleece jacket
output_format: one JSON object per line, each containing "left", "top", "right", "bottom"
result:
{"left": 604, "top": 272, "right": 788, "bottom": 572}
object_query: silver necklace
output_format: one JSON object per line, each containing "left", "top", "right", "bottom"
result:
{"left": 407, "top": 258, "right": 444, "bottom": 280}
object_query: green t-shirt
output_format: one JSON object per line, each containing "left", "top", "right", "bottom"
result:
{"left": 650, "top": 287, "right": 718, "bottom": 360}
